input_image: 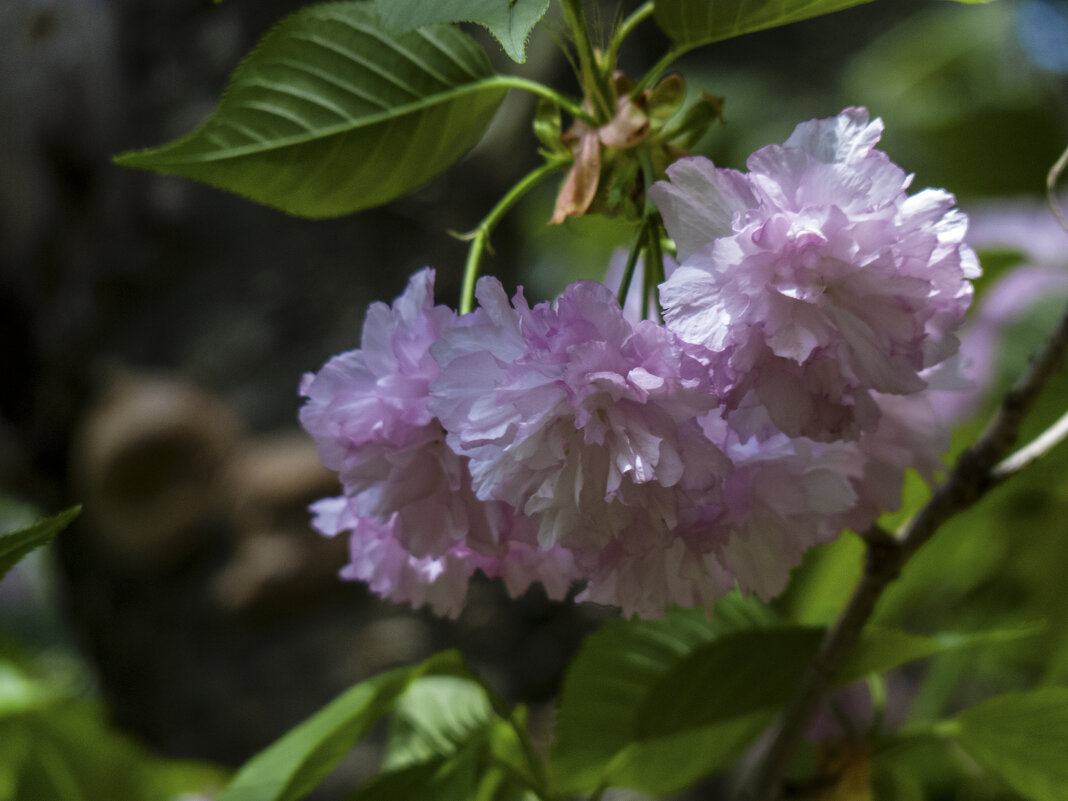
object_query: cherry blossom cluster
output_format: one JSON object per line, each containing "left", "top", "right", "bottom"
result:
{"left": 300, "top": 109, "right": 979, "bottom": 618}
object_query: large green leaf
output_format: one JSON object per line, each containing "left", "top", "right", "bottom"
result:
{"left": 640, "top": 624, "right": 1041, "bottom": 737}
{"left": 942, "top": 687, "right": 1068, "bottom": 801}
{"left": 653, "top": 0, "right": 877, "bottom": 46}
{"left": 551, "top": 599, "right": 1041, "bottom": 796}
{"left": 217, "top": 650, "right": 474, "bottom": 801}
{"left": 115, "top": 2, "right": 511, "bottom": 218}
{"left": 549, "top": 594, "right": 779, "bottom": 794}
{"left": 0, "top": 507, "right": 79, "bottom": 584}
{"left": 374, "top": 0, "right": 550, "bottom": 63}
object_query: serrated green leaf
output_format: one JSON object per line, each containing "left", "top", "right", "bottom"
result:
{"left": 0, "top": 507, "right": 79, "bottom": 584}
{"left": 944, "top": 687, "right": 1068, "bottom": 801}
{"left": 653, "top": 0, "right": 877, "bottom": 46}
{"left": 217, "top": 650, "right": 473, "bottom": 801}
{"left": 115, "top": 2, "right": 510, "bottom": 218}
{"left": 374, "top": 0, "right": 549, "bottom": 63}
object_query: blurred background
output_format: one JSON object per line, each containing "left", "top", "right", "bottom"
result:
{"left": 1, "top": 0, "right": 1066, "bottom": 798}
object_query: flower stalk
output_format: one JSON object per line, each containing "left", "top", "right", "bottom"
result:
{"left": 458, "top": 159, "right": 565, "bottom": 314}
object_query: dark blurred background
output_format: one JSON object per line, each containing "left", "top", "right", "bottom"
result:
{"left": 1, "top": 0, "right": 1066, "bottom": 796}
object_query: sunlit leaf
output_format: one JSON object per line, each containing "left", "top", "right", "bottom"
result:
{"left": 217, "top": 651, "right": 473, "bottom": 801}
{"left": 374, "top": 0, "right": 550, "bottom": 63}
{"left": 0, "top": 507, "right": 79, "bottom": 584}
{"left": 0, "top": 665, "right": 57, "bottom": 719}
{"left": 384, "top": 676, "right": 495, "bottom": 770}
{"left": 358, "top": 675, "right": 536, "bottom": 801}
{"left": 942, "top": 687, "right": 1068, "bottom": 801}
{"left": 115, "top": 2, "right": 510, "bottom": 218}
{"left": 653, "top": 0, "right": 877, "bottom": 46}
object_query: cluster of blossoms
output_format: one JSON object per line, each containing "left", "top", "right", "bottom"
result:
{"left": 300, "top": 108, "right": 979, "bottom": 619}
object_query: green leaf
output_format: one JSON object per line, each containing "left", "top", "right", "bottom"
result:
{"left": 115, "top": 2, "right": 510, "bottom": 218}
{"left": 0, "top": 664, "right": 58, "bottom": 719}
{"left": 217, "top": 650, "right": 473, "bottom": 801}
{"left": 384, "top": 675, "right": 495, "bottom": 770}
{"left": 358, "top": 677, "right": 535, "bottom": 801}
{"left": 9, "top": 704, "right": 223, "bottom": 801}
{"left": 551, "top": 600, "right": 1040, "bottom": 796}
{"left": 0, "top": 506, "right": 79, "bottom": 584}
{"left": 653, "top": 0, "right": 877, "bottom": 46}
{"left": 374, "top": 0, "right": 550, "bottom": 63}
{"left": 942, "top": 687, "right": 1068, "bottom": 801}
{"left": 347, "top": 751, "right": 480, "bottom": 801}
{"left": 549, "top": 594, "right": 779, "bottom": 794}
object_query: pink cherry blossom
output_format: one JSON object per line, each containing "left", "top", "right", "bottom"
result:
{"left": 299, "top": 269, "right": 577, "bottom": 614}
{"left": 653, "top": 107, "right": 979, "bottom": 442}
{"left": 430, "top": 277, "right": 729, "bottom": 556}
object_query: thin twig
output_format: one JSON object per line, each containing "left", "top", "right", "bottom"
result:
{"left": 1047, "top": 144, "right": 1068, "bottom": 233}
{"left": 991, "top": 408, "right": 1068, "bottom": 480}
{"left": 742, "top": 298, "right": 1068, "bottom": 801}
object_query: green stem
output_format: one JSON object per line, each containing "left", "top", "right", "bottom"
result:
{"left": 644, "top": 218, "right": 664, "bottom": 321}
{"left": 459, "top": 159, "right": 564, "bottom": 314}
{"left": 560, "top": 0, "right": 614, "bottom": 121}
{"left": 506, "top": 711, "right": 553, "bottom": 801}
{"left": 616, "top": 217, "right": 650, "bottom": 309}
{"left": 637, "top": 149, "right": 665, "bottom": 320}
{"left": 605, "top": 1, "right": 654, "bottom": 74}
{"left": 497, "top": 76, "right": 596, "bottom": 124}
{"left": 631, "top": 42, "right": 697, "bottom": 97}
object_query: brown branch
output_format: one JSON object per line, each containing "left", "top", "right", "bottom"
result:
{"left": 742, "top": 298, "right": 1068, "bottom": 801}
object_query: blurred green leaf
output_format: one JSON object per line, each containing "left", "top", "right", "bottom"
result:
{"left": 352, "top": 717, "right": 533, "bottom": 801}
{"left": 776, "top": 532, "right": 865, "bottom": 625}
{"left": 347, "top": 750, "right": 480, "bottom": 801}
{"left": 217, "top": 650, "right": 475, "bottom": 801}
{"left": 358, "top": 675, "right": 536, "bottom": 801}
{"left": 942, "top": 687, "right": 1068, "bottom": 801}
{"left": 115, "top": 2, "right": 509, "bottom": 218}
{"left": 0, "top": 664, "right": 57, "bottom": 719}
{"left": 0, "top": 728, "right": 29, "bottom": 800}
{"left": 384, "top": 675, "right": 495, "bottom": 770}
{"left": 374, "top": 0, "right": 549, "bottom": 63}
{"left": 0, "top": 507, "right": 79, "bottom": 584}
{"left": 653, "top": 0, "right": 876, "bottom": 46}
{"left": 5, "top": 703, "right": 223, "bottom": 801}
